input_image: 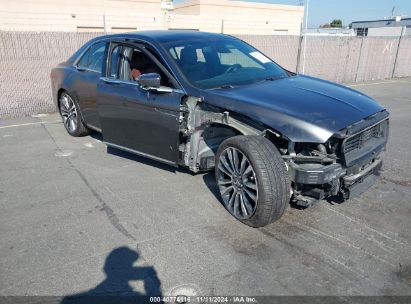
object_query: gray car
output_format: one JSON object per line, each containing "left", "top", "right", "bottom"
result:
{"left": 50, "top": 31, "right": 389, "bottom": 227}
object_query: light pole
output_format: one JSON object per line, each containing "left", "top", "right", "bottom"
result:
{"left": 302, "top": 0, "right": 310, "bottom": 74}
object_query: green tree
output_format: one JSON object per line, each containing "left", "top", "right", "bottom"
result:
{"left": 330, "top": 19, "right": 343, "bottom": 28}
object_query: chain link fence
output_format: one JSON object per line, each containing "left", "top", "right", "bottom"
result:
{"left": 0, "top": 31, "right": 410, "bottom": 118}
{"left": 0, "top": 32, "right": 99, "bottom": 118}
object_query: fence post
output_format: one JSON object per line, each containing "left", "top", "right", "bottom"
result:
{"left": 354, "top": 35, "right": 364, "bottom": 83}
{"left": 295, "top": 33, "right": 304, "bottom": 73}
{"left": 391, "top": 26, "right": 405, "bottom": 78}
{"left": 295, "top": 21, "right": 303, "bottom": 73}
{"left": 103, "top": 14, "right": 107, "bottom": 34}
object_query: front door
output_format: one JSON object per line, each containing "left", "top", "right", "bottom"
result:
{"left": 96, "top": 43, "right": 184, "bottom": 165}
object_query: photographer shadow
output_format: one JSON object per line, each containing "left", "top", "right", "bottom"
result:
{"left": 61, "top": 246, "right": 162, "bottom": 304}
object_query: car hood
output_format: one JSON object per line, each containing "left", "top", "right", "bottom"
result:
{"left": 202, "top": 75, "right": 384, "bottom": 143}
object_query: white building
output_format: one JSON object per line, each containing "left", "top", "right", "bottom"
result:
{"left": 0, "top": 0, "right": 304, "bottom": 35}
{"left": 171, "top": 0, "right": 304, "bottom": 35}
{"left": 303, "top": 27, "right": 354, "bottom": 36}
{"left": 351, "top": 17, "right": 411, "bottom": 37}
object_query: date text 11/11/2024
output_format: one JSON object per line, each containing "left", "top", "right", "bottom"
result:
{"left": 149, "top": 296, "right": 257, "bottom": 303}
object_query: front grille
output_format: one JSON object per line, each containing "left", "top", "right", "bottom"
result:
{"left": 341, "top": 119, "right": 388, "bottom": 166}
{"left": 343, "top": 124, "right": 380, "bottom": 153}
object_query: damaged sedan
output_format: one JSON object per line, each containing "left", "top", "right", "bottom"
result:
{"left": 50, "top": 31, "right": 389, "bottom": 227}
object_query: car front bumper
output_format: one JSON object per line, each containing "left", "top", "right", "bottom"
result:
{"left": 289, "top": 157, "right": 383, "bottom": 204}
{"left": 342, "top": 158, "right": 382, "bottom": 199}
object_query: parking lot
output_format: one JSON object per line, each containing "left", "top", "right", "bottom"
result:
{"left": 0, "top": 78, "right": 410, "bottom": 298}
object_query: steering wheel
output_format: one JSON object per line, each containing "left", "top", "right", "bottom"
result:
{"left": 224, "top": 64, "right": 242, "bottom": 74}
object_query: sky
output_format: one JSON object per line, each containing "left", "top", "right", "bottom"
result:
{"left": 173, "top": 0, "right": 411, "bottom": 27}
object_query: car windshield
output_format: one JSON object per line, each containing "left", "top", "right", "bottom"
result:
{"left": 166, "top": 38, "right": 289, "bottom": 89}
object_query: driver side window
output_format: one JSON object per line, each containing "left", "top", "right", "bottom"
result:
{"left": 108, "top": 43, "right": 174, "bottom": 87}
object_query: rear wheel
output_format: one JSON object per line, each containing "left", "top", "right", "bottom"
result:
{"left": 59, "top": 92, "right": 90, "bottom": 137}
{"left": 215, "top": 135, "right": 290, "bottom": 227}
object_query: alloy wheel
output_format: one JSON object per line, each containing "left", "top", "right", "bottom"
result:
{"left": 59, "top": 93, "right": 78, "bottom": 133}
{"left": 217, "top": 147, "right": 259, "bottom": 219}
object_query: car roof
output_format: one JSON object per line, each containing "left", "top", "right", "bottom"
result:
{"left": 67, "top": 30, "right": 233, "bottom": 66}
{"left": 97, "top": 30, "right": 232, "bottom": 44}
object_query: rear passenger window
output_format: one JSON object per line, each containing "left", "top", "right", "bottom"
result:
{"left": 77, "top": 42, "right": 106, "bottom": 73}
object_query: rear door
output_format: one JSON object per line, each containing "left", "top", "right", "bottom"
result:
{"left": 72, "top": 41, "right": 107, "bottom": 130}
{"left": 96, "top": 42, "right": 184, "bottom": 165}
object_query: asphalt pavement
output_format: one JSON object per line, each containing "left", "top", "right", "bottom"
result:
{"left": 0, "top": 78, "right": 410, "bottom": 298}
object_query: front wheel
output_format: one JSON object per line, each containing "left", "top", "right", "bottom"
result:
{"left": 59, "top": 91, "right": 90, "bottom": 137}
{"left": 215, "top": 135, "right": 290, "bottom": 227}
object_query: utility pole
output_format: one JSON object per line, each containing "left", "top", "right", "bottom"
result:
{"left": 302, "top": 0, "right": 310, "bottom": 74}
{"left": 296, "top": 20, "right": 304, "bottom": 73}
{"left": 354, "top": 35, "right": 364, "bottom": 83}
{"left": 392, "top": 26, "right": 405, "bottom": 78}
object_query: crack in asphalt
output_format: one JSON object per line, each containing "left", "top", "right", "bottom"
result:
{"left": 382, "top": 176, "right": 411, "bottom": 188}
{"left": 73, "top": 166, "right": 137, "bottom": 241}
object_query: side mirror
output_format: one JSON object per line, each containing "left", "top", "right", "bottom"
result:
{"left": 137, "top": 73, "right": 174, "bottom": 93}
{"left": 137, "top": 73, "right": 161, "bottom": 89}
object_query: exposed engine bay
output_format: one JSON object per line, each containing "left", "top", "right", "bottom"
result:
{"left": 178, "top": 96, "right": 389, "bottom": 207}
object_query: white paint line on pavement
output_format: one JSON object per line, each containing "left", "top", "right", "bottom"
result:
{"left": 84, "top": 142, "right": 94, "bottom": 148}
{"left": 55, "top": 150, "right": 74, "bottom": 157}
{"left": 0, "top": 120, "right": 61, "bottom": 129}
{"left": 349, "top": 80, "right": 411, "bottom": 87}
{"left": 31, "top": 113, "right": 50, "bottom": 118}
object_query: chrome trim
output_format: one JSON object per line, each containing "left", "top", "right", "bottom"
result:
{"left": 86, "top": 124, "right": 102, "bottom": 133}
{"left": 105, "top": 37, "right": 186, "bottom": 92}
{"left": 172, "top": 88, "right": 185, "bottom": 94}
{"left": 100, "top": 77, "right": 129, "bottom": 85}
{"left": 72, "top": 36, "right": 185, "bottom": 93}
{"left": 344, "top": 118, "right": 389, "bottom": 138}
{"left": 76, "top": 66, "right": 101, "bottom": 74}
{"left": 99, "top": 77, "right": 183, "bottom": 94}
{"left": 105, "top": 141, "right": 177, "bottom": 166}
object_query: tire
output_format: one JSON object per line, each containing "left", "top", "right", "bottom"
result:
{"left": 59, "top": 91, "right": 90, "bottom": 137}
{"left": 215, "top": 135, "right": 290, "bottom": 227}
